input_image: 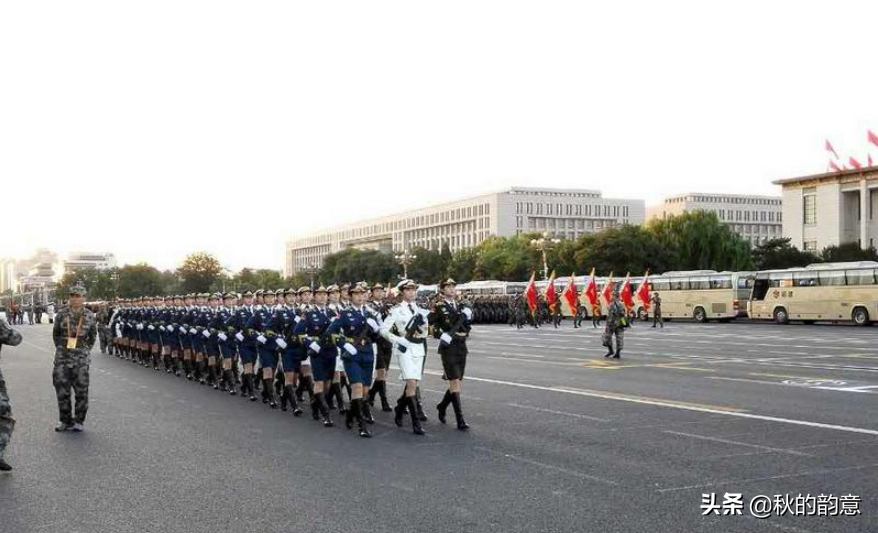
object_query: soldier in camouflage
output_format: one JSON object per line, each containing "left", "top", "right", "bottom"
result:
{"left": 0, "top": 316, "right": 23, "bottom": 471}
{"left": 52, "top": 285, "right": 98, "bottom": 432}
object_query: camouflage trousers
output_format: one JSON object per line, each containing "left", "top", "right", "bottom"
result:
{"left": 52, "top": 361, "right": 90, "bottom": 425}
{"left": 601, "top": 326, "right": 624, "bottom": 352}
{"left": 0, "top": 367, "right": 14, "bottom": 460}
{"left": 98, "top": 325, "right": 110, "bottom": 353}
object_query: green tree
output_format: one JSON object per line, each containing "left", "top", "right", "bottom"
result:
{"left": 820, "top": 243, "right": 878, "bottom": 263}
{"left": 318, "top": 249, "right": 397, "bottom": 285}
{"left": 752, "top": 238, "right": 820, "bottom": 270}
{"left": 647, "top": 212, "right": 754, "bottom": 272}
{"left": 117, "top": 264, "right": 166, "bottom": 298}
{"left": 473, "top": 234, "right": 541, "bottom": 281}
{"left": 407, "top": 246, "right": 449, "bottom": 284}
{"left": 447, "top": 248, "right": 478, "bottom": 282}
{"left": 56, "top": 268, "right": 119, "bottom": 300}
{"left": 231, "top": 268, "right": 285, "bottom": 292}
{"left": 177, "top": 252, "right": 223, "bottom": 293}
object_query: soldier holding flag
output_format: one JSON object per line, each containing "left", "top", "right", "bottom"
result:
{"left": 585, "top": 269, "right": 601, "bottom": 328}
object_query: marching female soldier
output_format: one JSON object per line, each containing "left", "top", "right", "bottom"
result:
{"left": 249, "top": 291, "right": 279, "bottom": 408}
{"left": 429, "top": 279, "right": 472, "bottom": 430}
{"left": 380, "top": 279, "right": 430, "bottom": 436}
{"left": 325, "top": 285, "right": 348, "bottom": 414}
{"left": 294, "top": 286, "right": 336, "bottom": 427}
{"left": 326, "top": 282, "right": 379, "bottom": 437}
{"left": 366, "top": 284, "right": 393, "bottom": 412}
{"left": 277, "top": 289, "right": 303, "bottom": 415}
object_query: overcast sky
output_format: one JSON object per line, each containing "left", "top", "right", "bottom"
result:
{"left": 2, "top": 1, "right": 877, "bottom": 271}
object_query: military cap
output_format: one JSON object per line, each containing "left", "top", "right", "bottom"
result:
{"left": 254, "top": 289, "right": 264, "bottom": 296}
{"left": 396, "top": 279, "right": 418, "bottom": 291}
{"left": 370, "top": 283, "right": 385, "bottom": 292}
{"left": 314, "top": 285, "right": 328, "bottom": 294}
{"left": 242, "top": 290, "right": 254, "bottom": 297}
{"left": 326, "top": 284, "right": 340, "bottom": 293}
{"left": 209, "top": 292, "right": 221, "bottom": 301}
{"left": 199, "top": 293, "right": 210, "bottom": 299}
{"left": 223, "top": 292, "right": 238, "bottom": 300}
{"left": 274, "top": 289, "right": 285, "bottom": 296}
{"left": 69, "top": 285, "right": 87, "bottom": 296}
{"left": 439, "top": 278, "right": 457, "bottom": 289}
{"left": 349, "top": 282, "right": 368, "bottom": 294}
{"left": 340, "top": 283, "right": 351, "bottom": 293}
{"left": 297, "top": 286, "right": 312, "bottom": 294}
{"left": 283, "top": 288, "right": 296, "bottom": 296}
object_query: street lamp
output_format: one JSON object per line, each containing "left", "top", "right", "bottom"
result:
{"left": 305, "top": 261, "right": 317, "bottom": 290}
{"left": 395, "top": 249, "right": 417, "bottom": 279}
{"left": 530, "top": 232, "right": 561, "bottom": 281}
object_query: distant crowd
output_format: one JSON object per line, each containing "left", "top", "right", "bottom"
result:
{"left": 3, "top": 302, "right": 52, "bottom": 325}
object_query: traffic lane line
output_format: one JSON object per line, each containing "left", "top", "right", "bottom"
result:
{"left": 663, "top": 430, "right": 812, "bottom": 457}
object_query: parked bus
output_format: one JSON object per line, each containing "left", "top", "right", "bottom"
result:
{"left": 748, "top": 261, "right": 878, "bottom": 325}
{"left": 630, "top": 270, "right": 755, "bottom": 323}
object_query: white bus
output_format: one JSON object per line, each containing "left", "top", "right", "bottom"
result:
{"left": 748, "top": 261, "right": 878, "bottom": 325}
{"left": 633, "top": 270, "right": 755, "bottom": 323}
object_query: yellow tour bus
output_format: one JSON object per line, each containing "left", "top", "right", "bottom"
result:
{"left": 748, "top": 261, "right": 878, "bottom": 326}
{"left": 632, "top": 270, "right": 755, "bottom": 323}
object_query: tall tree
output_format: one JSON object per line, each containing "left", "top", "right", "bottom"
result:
{"left": 752, "top": 238, "right": 819, "bottom": 270}
{"left": 647, "top": 211, "right": 754, "bottom": 272}
{"left": 117, "top": 264, "right": 166, "bottom": 298}
{"left": 177, "top": 252, "right": 223, "bottom": 293}
{"left": 820, "top": 243, "right": 878, "bottom": 263}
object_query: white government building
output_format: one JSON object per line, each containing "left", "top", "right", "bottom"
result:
{"left": 646, "top": 193, "right": 783, "bottom": 245}
{"left": 285, "top": 187, "right": 644, "bottom": 276}
{"left": 775, "top": 167, "right": 878, "bottom": 252}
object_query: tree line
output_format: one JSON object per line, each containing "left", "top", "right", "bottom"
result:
{"left": 54, "top": 212, "right": 878, "bottom": 299}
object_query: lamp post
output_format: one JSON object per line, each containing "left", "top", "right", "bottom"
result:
{"left": 530, "top": 232, "right": 561, "bottom": 281}
{"left": 305, "top": 261, "right": 317, "bottom": 290}
{"left": 395, "top": 249, "right": 417, "bottom": 279}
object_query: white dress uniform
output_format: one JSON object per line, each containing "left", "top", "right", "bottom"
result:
{"left": 380, "top": 301, "right": 430, "bottom": 381}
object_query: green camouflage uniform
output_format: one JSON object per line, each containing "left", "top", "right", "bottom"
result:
{"left": 52, "top": 308, "right": 97, "bottom": 426}
{"left": 0, "top": 318, "right": 23, "bottom": 460}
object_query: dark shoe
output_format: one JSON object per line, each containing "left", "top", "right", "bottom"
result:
{"left": 408, "top": 397, "right": 425, "bottom": 436}
{"left": 451, "top": 393, "right": 469, "bottom": 431}
{"left": 70, "top": 423, "right": 84, "bottom": 433}
{"left": 0, "top": 458, "right": 11, "bottom": 471}
{"left": 361, "top": 400, "right": 374, "bottom": 425}
{"left": 414, "top": 388, "right": 428, "bottom": 422}
{"left": 55, "top": 422, "right": 71, "bottom": 432}
{"left": 612, "top": 351, "right": 621, "bottom": 359}
{"left": 604, "top": 349, "right": 613, "bottom": 358}
{"left": 437, "top": 390, "right": 452, "bottom": 424}
{"left": 394, "top": 394, "right": 407, "bottom": 427}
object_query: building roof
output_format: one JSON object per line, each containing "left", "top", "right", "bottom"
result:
{"left": 773, "top": 166, "right": 878, "bottom": 186}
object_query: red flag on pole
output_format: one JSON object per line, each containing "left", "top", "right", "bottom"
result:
{"left": 637, "top": 271, "right": 651, "bottom": 311}
{"left": 825, "top": 139, "right": 840, "bottom": 159}
{"left": 602, "top": 272, "right": 615, "bottom": 305}
{"left": 545, "top": 271, "right": 558, "bottom": 312}
{"left": 870, "top": 154, "right": 875, "bottom": 168}
{"left": 829, "top": 160, "right": 843, "bottom": 172}
{"left": 561, "top": 273, "right": 579, "bottom": 316}
{"left": 620, "top": 273, "right": 634, "bottom": 313}
{"left": 849, "top": 156, "right": 863, "bottom": 170}
{"left": 868, "top": 130, "right": 878, "bottom": 149}
{"left": 585, "top": 268, "right": 599, "bottom": 310}
{"left": 525, "top": 271, "right": 538, "bottom": 316}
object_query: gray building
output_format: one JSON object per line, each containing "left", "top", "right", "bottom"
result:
{"left": 285, "top": 187, "right": 644, "bottom": 276}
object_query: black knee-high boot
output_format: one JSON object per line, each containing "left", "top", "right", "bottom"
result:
{"left": 367, "top": 382, "right": 379, "bottom": 406}
{"left": 334, "top": 382, "right": 347, "bottom": 414}
{"left": 315, "top": 392, "right": 333, "bottom": 427}
{"left": 361, "top": 396, "right": 374, "bottom": 424}
{"left": 209, "top": 365, "right": 218, "bottom": 389}
{"left": 326, "top": 383, "right": 338, "bottom": 410}
{"left": 394, "top": 392, "right": 408, "bottom": 427}
{"left": 378, "top": 380, "right": 392, "bottom": 412}
{"left": 226, "top": 369, "right": 237, "bottom": 395}
{"left": 264, "top": 379, "right": 277, "bottom": 408}
{"left": 450, "top": 392, "right": 469, "bottom": 430}
{"left": 414, "top": 387, "right": 427, "bottom": 421}
{"left": 284, "top": 385, "right": 301, "bottom": 416}
{"left": 353, "top": 399, "right": 371, "bottom": 438}
{"left": 407, "top": 396, "right": 425, "bottom": 435}
{"left": 437, "top": 389, "right": 452, "bottom": 424}
{"left": 244, "top": 374, "right": 257, "bottom": 401}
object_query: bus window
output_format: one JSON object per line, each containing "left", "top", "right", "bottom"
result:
{"left": 737, "top": 276, "right": 755, "bottom": 289}
{"left": 818, "top": 270, "right": 847, "bottom": 286}
{"left": 846, "top": 269, "right": 877, "bottom": 286}
{"left": 670, "top": 279, "right": 689, "bottom": 290}
{"left": 793, "top": 271, "right": 819, "bottom": 287}
{"left": 751, "top": 278, "right": 770, "bottom": 301}
{"left": 709, "top": 276, "right": 732, "bottom": 289}
{"left": 768, "top": 272, "right": 792, "bottom": 288}
{"left": 652, "top": 279, "right": 670, "bottom": 291}
{"left": 689, "top": 277, "right": 709, "bottom": 290}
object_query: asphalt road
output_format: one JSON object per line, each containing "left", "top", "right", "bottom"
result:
{"left": 0, "top": 321, "right": 876, "bottom": 533}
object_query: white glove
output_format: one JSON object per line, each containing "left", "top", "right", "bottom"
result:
{"left": 276, "top": 338, "right": 288, "bottom": 349}
{"left": 147, "top": 325, "right": 155, "bottom": 331}
{"left": 462, "top": 308, "right": 473, "bottom": 320}
{"left": 180, "top": 326, "right": 187, "bottom": 333}
{"left": 293, "top": 315, "right": 302, "bottom": 323}
{"left": 235, "top": 332, "right": 245, "bottom": 342}
{"left": 343, "top": 343, "right": 357, "bottom": 356}
{"left": 159, "top": 326, "right": 165, "bottom": 332}
{"left": 136, "top": 324, "right": 143, "bottom": 331}
{"left": 440, "top": 333, "right": 453, "bottom": 345}
{"left": 218, "top": 333, "right": 228, "bottom": 341}
{"left": 256, "top": 335, "right": 267, "bottom": 344}
{"left": 309, "top": 341, "right": 321, "bottom": 353}
{"left": 366, "top": 318, "right": 379, "bottom": 332}
{"left": 115, "top": 326, "right": 122, "bottom": 337}
{"left": 202, "top": 329, "right": 211, "bottom": 338}
{"left": 397, "top": 338, "right": 411, "bottom": 349}
{"left": 189, "top": 328, "right": 197, "bottom": 335}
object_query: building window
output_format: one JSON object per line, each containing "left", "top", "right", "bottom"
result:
{"left": 803, "top": 240, "right": 817, "bottom": 252}
{"left": 803, "top": 194, "right": 817, "bottom": 226}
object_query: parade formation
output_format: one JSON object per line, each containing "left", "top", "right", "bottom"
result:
{"left": 101, "top": 278, "right": 473, "bottom": 439}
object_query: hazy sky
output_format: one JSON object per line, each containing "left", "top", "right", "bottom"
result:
{"left": 3, "top": 1, "right": 877, "bottom": 271}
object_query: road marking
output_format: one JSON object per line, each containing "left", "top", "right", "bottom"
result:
{"left": 656, "top": 462, "right": 878, "bottom": 492}
{"left": 475, "top": 446, "right": 619, "bottom": 486}
{"left": 664, "top": 430, "right": 811, "bottom": 457}
{"left": 506, "top": 403, "right": 610, "bottom": 422}
{"left": 437, "top": 373, "right": 878, "bottom": 436}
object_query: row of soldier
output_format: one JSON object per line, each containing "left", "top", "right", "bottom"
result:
{"left": 103, "top": 279, "right": 473, "bottom": 438}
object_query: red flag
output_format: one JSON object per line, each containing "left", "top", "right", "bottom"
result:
{"left": 602, "top": 272, "right": 615, "bottom": 305}
{"left": 637, "top": 271, "right": 651, "bottom": 310}
{"left": 829, "top": 160, "right": 843, "bottom": 172}
{"left": 545, "top": 270, "right": 558, "bottom": 312}
{"left": 868, "top": 130, "right": 878, "bottom": 149}
{"left": 870, "top": 154, "right": 875, "bottom": 168}
{"left": 620, "top": 273, "right": 634, "bottom": 312}
{"left": 561, "top": 273, "right": 579, "bottom": 316}
{"left": 585, "top": 268, "right": 599, "bottom": 310}
{"left": 849, "top": 156, "right": 863, "bottom": 170}
{"left": 825, "top": 139, "right": 840, "bottom": 159}
{"left": 525, "top": 271, "right": 538, "bottom": 316}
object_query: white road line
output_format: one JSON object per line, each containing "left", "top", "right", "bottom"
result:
{"left": 663, "top": 430, "right": 811, "bottom": 457}
{"left": 506, "top": 403, "right": 610, "bottom": 422}
{"left": 656, "top": 462, "right": 878, "bottom": 493}
{"left": 475, "top": 446, "right": 619, "bottom": 486}
{"left": 448, "top": 373, "right": 878, "bottom": 437}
